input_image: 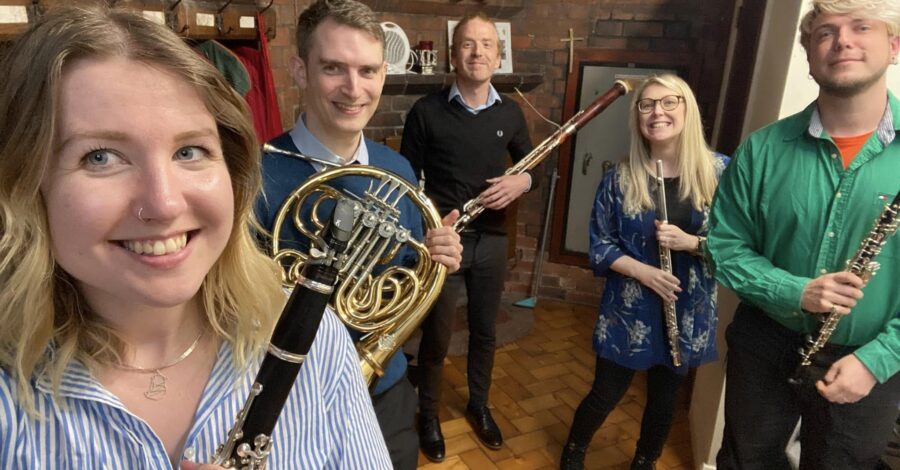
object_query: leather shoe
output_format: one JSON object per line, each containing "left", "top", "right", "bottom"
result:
{"left": 630, "top": 454, "right": 656, "bottom": 470}
{"left": 465, "top": 405, "right": 503, "bottom": 449}
{"left": 560, "top": 442, "right": 587, "bottom": 470}
{"left": 417, "top": 416, "right": 445, "bottom": 463}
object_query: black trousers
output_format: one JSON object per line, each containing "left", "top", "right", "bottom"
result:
{"left": 372, "top": 376, "right": 419, "bottom": 470}
{"left": 417, "top": 232, "right": 507, "bottom": 417}
{"left": 566, "top": 357, "right": 684, "bottom": 460}
{"left": 717, "top": 303, "right": 900, "bottom": 470}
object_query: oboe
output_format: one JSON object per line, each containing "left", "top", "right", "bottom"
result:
{"left": 211, "top": 198, "right": 355, "bottom": 469}
{"left": 789, "top": 190, "right": 900, "bottom": 384}
{"left": 654, "top": 160, "right": 682, "bottom": 367}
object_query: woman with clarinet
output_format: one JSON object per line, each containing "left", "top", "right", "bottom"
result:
{"left": 0, "top": 6, "right": 389, "bottom": 469}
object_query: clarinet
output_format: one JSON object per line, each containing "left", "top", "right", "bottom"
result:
{"left": 654, "top": 160, "right": 682, "bottom": 367}
{"left": 789, "top": 190, "right": 900, "bottom": 385}
{"left": 211, "top": 198, "right": 355, "bottom": 469}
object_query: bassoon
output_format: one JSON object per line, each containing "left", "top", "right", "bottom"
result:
{"left": 452, "top": 78, "right": 642, "bottom": 231}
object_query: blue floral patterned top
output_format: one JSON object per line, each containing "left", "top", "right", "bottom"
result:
{"left": 589, "top": 154, "right": 729, "bottom": 374}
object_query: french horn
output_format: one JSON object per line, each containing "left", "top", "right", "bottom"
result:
{"left": 265, "top": 77, "right": 639, "bottom": 384}
{"left": 265, "top": 159, "right": 446, "bottom": 382}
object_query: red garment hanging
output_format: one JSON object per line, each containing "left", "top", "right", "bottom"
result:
{"left": 231, "top": 13, "right": 283, "bottom": 143}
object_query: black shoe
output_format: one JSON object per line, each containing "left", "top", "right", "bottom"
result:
{"left": 417, "top": 416, "right": 445, "bottom": 463}
{"left": 465, "top": 405, "right": 503, "bottom": 449}
{"left": 559, "top": 442, "right": 587, "bottom": 470}
{"left": 630, "top": 454, "right": 656, "bottom": 470}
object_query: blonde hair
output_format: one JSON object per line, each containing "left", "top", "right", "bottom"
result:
{"left": 0, "top": 6, "right": 284, "bottom": 414}
{"left": 799, "top": 0, "right": 900, "bottom": 51}
{"left": 620, "top": 74, "right": 718, "bottom": 215}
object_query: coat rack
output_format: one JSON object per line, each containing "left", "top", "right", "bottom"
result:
{"left": 0, "top": 0, "right": 276, "bottom": 41}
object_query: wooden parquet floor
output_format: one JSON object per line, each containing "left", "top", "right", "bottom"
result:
{"left": 415, "top": 299, "right": 694, "bottom": 470}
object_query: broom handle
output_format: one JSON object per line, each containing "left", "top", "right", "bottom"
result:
{"left": 529, "top": 168, "right": 559, "bottom": 299}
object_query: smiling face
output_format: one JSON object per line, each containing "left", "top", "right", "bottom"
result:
{"left": 42, "top": 57, "right": 234, "bottom": 316}
{"left": 637, "top": 83, "right": 686, "bottom": 148}
{"left": 451, "top": 17, "right": 501, "bottom": 87}
{"left": 807, "top": 13, "right": 900, "bottom": 97}
{"left": 291, "top": 19, "right": 386, "bottom": 155}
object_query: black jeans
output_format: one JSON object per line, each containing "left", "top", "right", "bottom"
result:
{"left": 566, "top": 357, "right": 685, "bottom": 460}
{"left": 717, "top": 303, "right": 900, "bottom": 470}
{"left": 416, "top": 232, "right": 507, "bottom": 417}
{"left": 372, "top": 376, "right": 419, "bottom": 470}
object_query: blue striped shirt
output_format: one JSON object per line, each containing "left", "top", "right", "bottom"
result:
{"left": 0, "top": 310, "right": 391, "bottom": 469}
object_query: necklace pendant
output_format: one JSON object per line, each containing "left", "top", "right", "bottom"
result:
{"left": 144, "top": 369, "right": 167, "bottom": 401}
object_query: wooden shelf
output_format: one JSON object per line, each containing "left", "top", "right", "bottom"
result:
{"left": 383, "top": 72, "right": 543, "bottom": 95}
{"left": 362, "top": 0, "right": 524, "bottom": 19}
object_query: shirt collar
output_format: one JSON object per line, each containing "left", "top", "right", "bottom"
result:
{"left": 803, "top": 91, "right": 898, "bottom": 145}
{"left": 34, "top": 353, "right": 126, "bottom": 409}
{"left": 287, "top": 113, "right": 368, "bottom": 171}
{"left": 448, "top": 81, "right": 502, "bottom": 114}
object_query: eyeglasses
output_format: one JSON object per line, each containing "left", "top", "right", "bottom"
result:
{"left": 636, "top": 95, "right": 684, "bottom": 114}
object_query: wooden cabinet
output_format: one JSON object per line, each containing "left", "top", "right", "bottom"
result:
{"left": 0, "top": 0, "right": 276, "bottom": 41}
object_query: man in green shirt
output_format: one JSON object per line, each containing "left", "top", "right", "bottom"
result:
{"left": 708, "top": 1, "right": 900, "bottom": 468}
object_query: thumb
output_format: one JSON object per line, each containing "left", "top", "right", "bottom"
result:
{"left": 822, "top": 362, "right": 840, "bottom": 384}
{"left": 180, "top": 461, "right": 199, "bottom": 470}
{"left": 485, "top": 176, "right": 500, "bottom": 184}
{"left": 441, "top": 209, "right": 460, "bottom": 227}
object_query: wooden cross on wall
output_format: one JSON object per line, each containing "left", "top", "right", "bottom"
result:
{"left": 560, "top": 28, "right": 584, "bottom": 75}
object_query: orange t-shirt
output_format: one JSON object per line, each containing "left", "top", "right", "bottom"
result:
{"left": 832, "top": 132, "right": 873, "bottom": 169}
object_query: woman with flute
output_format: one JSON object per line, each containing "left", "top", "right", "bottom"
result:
{"left": 560, "top": 74, "right": 728, "bottom": 470}
{"left": 0, "top": 6, "right": 389, "bottom": 469}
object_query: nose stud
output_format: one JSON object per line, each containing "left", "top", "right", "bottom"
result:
{"left": 137, "top": 207, "right": 148, "bottom": 223}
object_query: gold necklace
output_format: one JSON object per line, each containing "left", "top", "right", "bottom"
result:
{"left": 115, "top": 330, "right": 204, "bottom": 401}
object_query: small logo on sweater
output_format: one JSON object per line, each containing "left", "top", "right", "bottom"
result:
{"left": 497, "top": 130, "right": 504, "bottom": 137}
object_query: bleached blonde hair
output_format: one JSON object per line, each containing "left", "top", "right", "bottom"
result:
{"left": 620, "top": 74, "right": 718, "bottom": 215}
{"left": 0, "top": 6, "right": 284, "bottom": 415}
{"left": 799, "top": 0, "right": 900, "bottom": 52}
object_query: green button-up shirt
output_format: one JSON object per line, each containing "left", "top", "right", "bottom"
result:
{"left": 708, "top": 92, "right": 900, "bottom": 383}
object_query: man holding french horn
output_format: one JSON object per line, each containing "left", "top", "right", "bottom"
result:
{"left": 709, "top": 0, "right": 900, "bottom": 468}
{"left": 255, "top": 1, "right": 462, "bottom": 469}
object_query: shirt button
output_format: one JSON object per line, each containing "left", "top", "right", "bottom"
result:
{"left": 830, "top": 153, "right": 838, "bottom": 159}
{"left": 183, "top": 447, "right": 196, "bottom": 461}
{"left": 820, "top": 268, "right": 828, "bottom": 274}
{"left": 828, "top": 231, "right": 835, "bottom": 238}
{"left": 835, "top": 192, "right": 842, "bottom": 198}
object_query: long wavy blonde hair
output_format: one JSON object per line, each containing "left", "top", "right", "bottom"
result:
{"left": 620, "top": 74, "right": 718, "bottom": 215}
{"left": 0, "top": 6, "right": 284, "bottom": 414}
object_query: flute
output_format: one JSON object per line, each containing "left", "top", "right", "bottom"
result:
{"left": 655, "top": 160, "right": 682, "bottom": 367}
{"left": 211, "top": 198, "right": 354, "bottom": 469}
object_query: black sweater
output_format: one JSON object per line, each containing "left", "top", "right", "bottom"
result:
{"left": 400, "top": 88, "right": 534, "bottom": 234}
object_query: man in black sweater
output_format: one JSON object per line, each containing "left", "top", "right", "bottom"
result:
{"left": 400, "top": 12, "right": 535, "bottom": 463}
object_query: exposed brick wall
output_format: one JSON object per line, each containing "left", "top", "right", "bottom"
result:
{"left": 265, "top": 0, "right": 735, "bottom": 308}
